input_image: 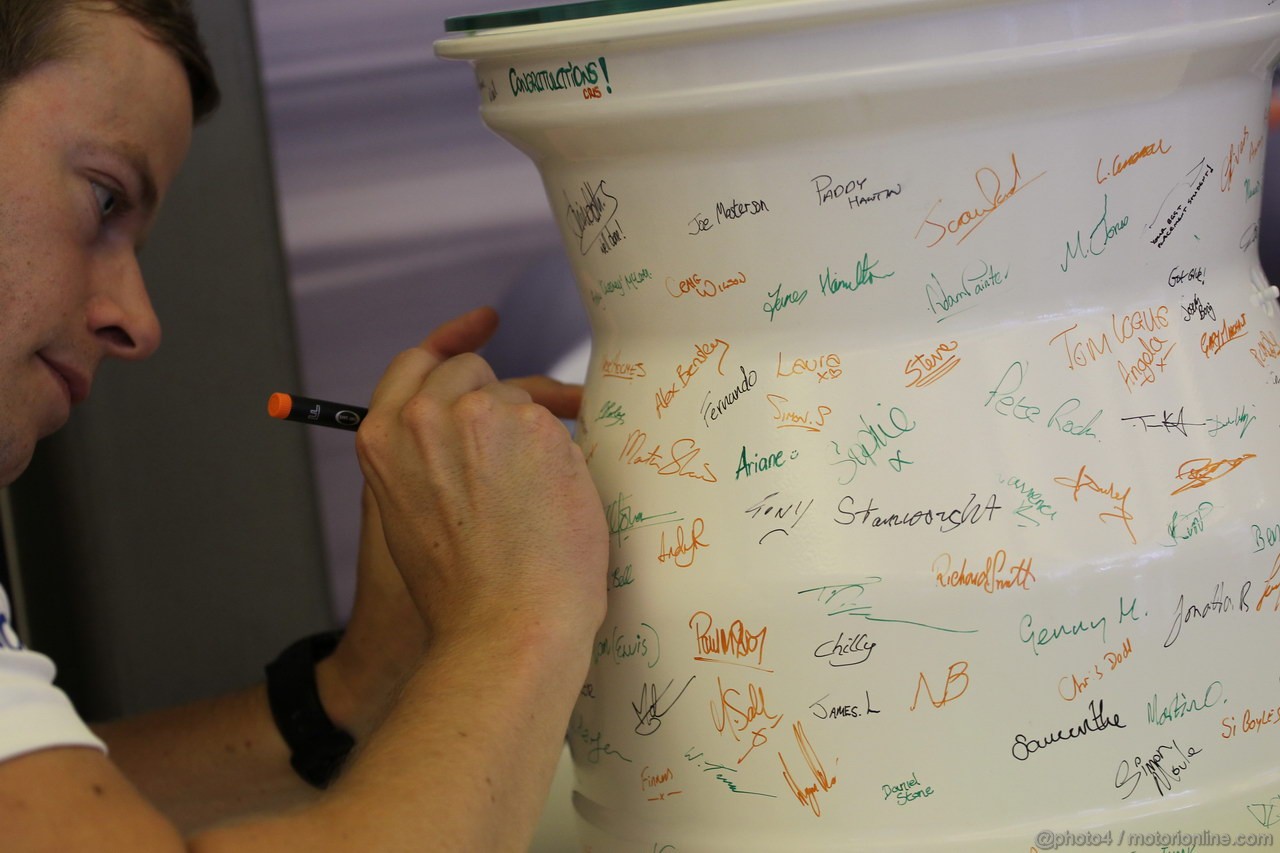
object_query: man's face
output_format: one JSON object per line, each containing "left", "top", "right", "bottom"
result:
{"left": 0, "top": 7, "right": 193, "bottom": 486}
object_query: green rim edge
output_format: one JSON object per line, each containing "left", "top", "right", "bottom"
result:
{"left": 444, "top": 0, "right": 737, "bottom": 33}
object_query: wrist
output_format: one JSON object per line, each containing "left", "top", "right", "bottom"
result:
{"left": 266, "top": 630, "right": 356, "bottom": 789}
{"left": 316, "top": 629, "right": 420, "bottom": 741}
{"left": 426, "top": 615, "right": 597, "bottom": 690}
{"left": 314, "top": 651, "right": 361, "bottom": 736}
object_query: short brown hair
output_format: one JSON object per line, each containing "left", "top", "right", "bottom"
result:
{"left": 0, "top": 0, "right": 220, "bottom": 121}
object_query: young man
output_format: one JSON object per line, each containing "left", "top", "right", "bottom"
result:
{"left": 0, "top": 2, "right": 608, "bottom": 849}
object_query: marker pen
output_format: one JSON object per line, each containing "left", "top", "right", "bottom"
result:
{"left": 268, "top": 392, "right": 367, "bottom": 432}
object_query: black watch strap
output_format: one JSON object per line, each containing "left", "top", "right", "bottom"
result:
{"left": 265, "top": 629, "right": 354, "bottom": 789}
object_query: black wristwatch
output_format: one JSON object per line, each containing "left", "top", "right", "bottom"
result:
{"left": 265, "top": 629, "right": 355, "bottom": 789}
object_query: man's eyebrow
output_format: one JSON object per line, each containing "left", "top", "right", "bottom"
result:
{"left": 114, "top": 139, "right": 159, "bottom": 217}
{"left": 80, "top": 139, "right": 162, "bottom": 252}
{"left": 85, "top": 138, "right": 159, "bottom": 217}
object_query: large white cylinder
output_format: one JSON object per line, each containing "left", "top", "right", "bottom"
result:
{"left": 437, "top": 2, "right": 1280, "bottom": 848}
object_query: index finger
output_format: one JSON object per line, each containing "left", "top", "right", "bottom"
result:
{"left": 504, "top": 376, "right": 583, "bottom": 420}
{"left": 420, "top": 306, "right": 500, "bottom": 361}
{"left": 367, "top": 307, "right": 502, "bottom": 412}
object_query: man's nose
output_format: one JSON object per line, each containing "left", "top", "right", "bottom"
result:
{"left": 87, "top": 250, "right": 162, "bottom": 361}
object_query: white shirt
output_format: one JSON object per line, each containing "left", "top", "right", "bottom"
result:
{"left": 0, "top": 583, "right": 105, "bottom": 762}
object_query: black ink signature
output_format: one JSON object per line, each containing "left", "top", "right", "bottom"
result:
{"left": 1147, "top": 157, "right": 1210, "bottom": 231}
{"left": 632, "top": 676, "right": 696, "bottom": 735}
{"left": 1241, "top": 221, "right": 1261, "bottom": 253}
{"left": 565, "top": 179, "right": 620, "bottom": 255}
{"left": 744, "top": 492, "right": 814, "bottom": 544}
{"left": 1120, "top": 407, "right": 1206, "bottom": 437}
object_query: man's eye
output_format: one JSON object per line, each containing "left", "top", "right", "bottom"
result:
{"left": 91, "top": 182, "right": 118, "bottom": 218}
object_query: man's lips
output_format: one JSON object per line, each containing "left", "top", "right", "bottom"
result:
{"left": 38, "top": 355, "right": 91, "bottom": 405}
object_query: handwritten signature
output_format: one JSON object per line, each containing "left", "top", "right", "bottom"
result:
{"left": 569, "top": 712, "right": 631, "bottom": 765}
{"left": 632, "top": 676, "right": 696, "bottom": 736}
{"left": 1171, "top": 454, "right": 1255, "bottom": 496}
{"left": 620, "top": 430, "right": 718, "bottom": 484}
{"left": 1054, "top": 464, "right": 1136, "bottom": 545}
{"left": 604, "top": 491, "right": 682, "bottom": 546}
{"left": 658, "top": 519, "right": 709, "bottom": 568}
{"left": 565, "top": 179, "right": 620, "bottom": 255}
{"left": 711, "top": 676, "right": 784, "bottom": 764}
{"left": 797, "top": 579, "right": 977, "bottom": 634}
{"left": 778, "top": 722, "right": 838, "bottom": 817}
{"left": 915, "top": 152, "right": 1045, "bottom": 247}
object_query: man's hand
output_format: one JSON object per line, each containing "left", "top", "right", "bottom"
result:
{"left": 326, "top": 306, "right": 597, "bottom": 734}
{"left": 353, "top": 307, "right": 607, "bottom": 650}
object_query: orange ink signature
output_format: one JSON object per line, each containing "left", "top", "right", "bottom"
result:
{"left": 777, "top": 351, "right": 843, "bottom": 383}
{"left": 1256, "top": 554, "right": 1280, "bottom": 613}
{"left": 905, "top": 340, "right": 960, "bottom": 388}
{"left": 1172, "top": 454, "right": 1255, "bottom": 496}
{"left": 666, "top": 271, "right": 747, "bottom": 299}
{"left": 909, "top": 660, "right": 970, "bottom": 711}
{"left": 1200, "top": 313, "right": 1248, "bottom": 359}
{"left": 641, "top": 766, "right": 683, "bottom": 801}
{"left": 1221, "top": 125, "right": 1264, "bottom": 193}
{"left": 601, "top": 351, "right": 646, "bottom": 380}
{"left": 620, "top": 430, "right": 717, "bottom": 484}
{"left": 915, "top": 152, "right": 1046, "bottom": 248}
{"left": 1057, "top": 638, "right": 1134, "bottom": 702}
{"left": 1054, "top": 464, "right": 1136, "bottom": 544}
{"left": 711, "top": 676, "right": 784, "bottom": 765}
{"left": 1250, "top": 331, "right": 1280, "bottom": 369}
{"left": 767, "top": 393, "right": 832, "bottom": 432}
{"left": 655, "top": 338, "right": 730, "bottom": 418}
{"left": 689, "top": 610, "right": 770, "bottom": 671}
{"left": 658, "top": 518, "right": 708, "bottom": 568}
{"left": 778, "top": 722, "right": 837, "bottom": 817}
{"left": 1096, "top": 139, "right": 1171, "bottom": 185}
{"left": 933, "top": 549, "right": 1036, "bottom": 593}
